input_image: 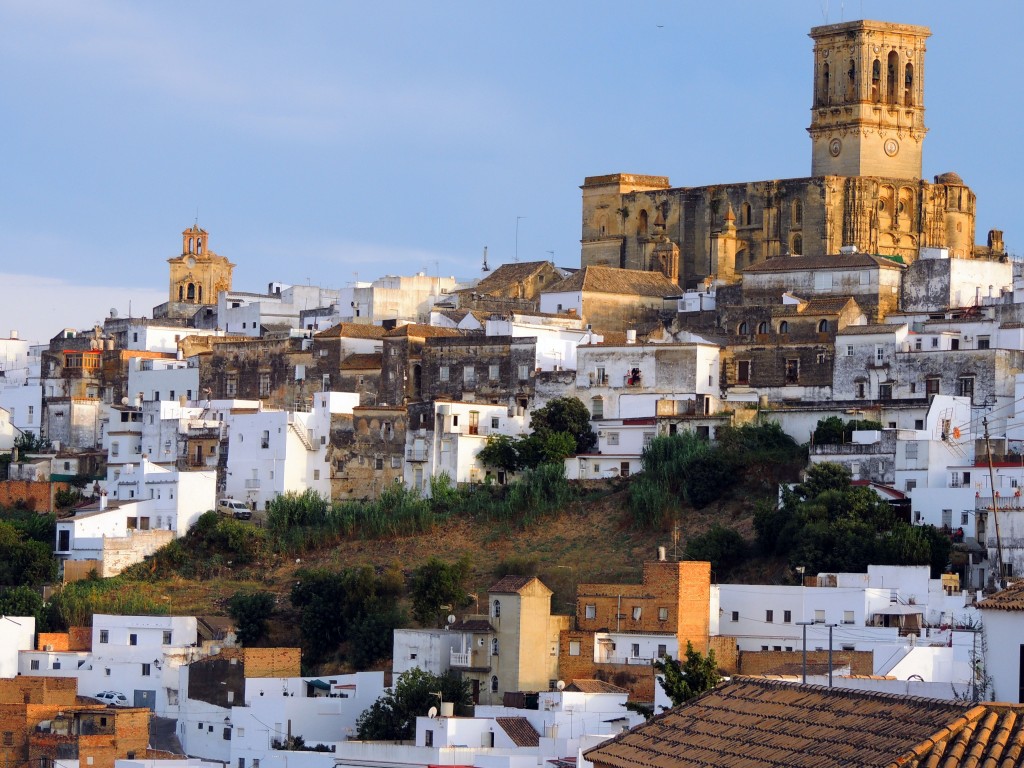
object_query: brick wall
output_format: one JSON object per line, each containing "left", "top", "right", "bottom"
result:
{"left": 738, "top": 649, "right": 874, "bottom": 677}
{"left": 38, "top": 629, "right": 91, "bottom": 651}
{"left": 557, "top": 630, "right": 655, "bottom": 703}
{"left": 0, "top": 677, "right": 78, "bottom": 706}
{"left": 36, "top": 634, "right": 69, "bottom": 652}
{"left": 0, "top": 481, "right": 68, "bottom": 513}
{"left": 68, "top": 627, "right": 91, "bottom": 651}
{"left": 708, "top": 635, "right": 739, "bottom": 675}
{"left": 242, "top": 647, "right": 301, "bottom": 678}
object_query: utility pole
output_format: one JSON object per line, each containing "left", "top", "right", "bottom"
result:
{"left": 983, "top": 417, "right": 1006, "bottom": 587}
{"left": 796, "top": 621, "right": 813, "bottom": 684}
{"left": 827, "top": 624, "right": 837, "bottom": 688}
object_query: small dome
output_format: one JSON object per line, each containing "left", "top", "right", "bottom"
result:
{"left": 934, "top": 171, "right": 964, "bottom": 185}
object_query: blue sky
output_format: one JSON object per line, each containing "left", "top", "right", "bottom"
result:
{"left": 1, "top": 1, "right": 1020, "bottom": 343}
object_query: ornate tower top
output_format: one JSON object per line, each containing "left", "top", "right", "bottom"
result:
{"left": 808, "top": 20, "right": 930, "bottom": 179}
{"left": 182, "top": 224, "right": 209, "bottom": 256}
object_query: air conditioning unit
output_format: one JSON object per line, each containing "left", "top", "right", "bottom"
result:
{"left": 598, "top": 431, "right": 606, "bottom": 437}
{"left": 44, "top": 644, "right": 54, "bottom": 652}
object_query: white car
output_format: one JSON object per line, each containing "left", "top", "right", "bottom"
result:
{"left": 94, "top": 691, "right": 130, "bottom": 707}
{"left": 217, "top": 498, "right": 252, "bottom": 520}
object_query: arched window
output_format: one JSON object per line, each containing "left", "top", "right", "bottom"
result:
{"left": 871, "top": 59, "right": 881, "bottom": 101}
{"left": 197, "top": 239, "right": 203, "bottom": 254}
{"left": 490, "top": 676, "right": 499, "bottom": 693}
{"left": 741, "top": 203, "right": 752, "bottom": 227}
{"left": 757, "top": 321, "right": 768, "bottom": 334}
{"left": 178, "top": 285, "right": 183, "bottom": 301}
{"left": 738, "top": 321, "right": 749, "bottom": 335}
{"left": 779, "top": 321, "right": 789, "bottom": 334}
{"left": 818, "top": 319, "right": 829, "bottom": 333}
{"left": 904, "top": 63, "right": 914, "bottom": 106}
{"left": 188, "top": 237, "right": 193, "bottom": 253}
{"left": 887, "top": 51, "right": 899, "bottom": 104}
{"left": 820, "top": 63, "right": 830, "bottom": 106}
{"left": 491, "top": 638, "right": 499, "bottom": 656}
{"left": 492, "top": 600, "right": 501, "bottom": 618}
{"left": 792, "top": 234, "right": 803, "bottom": 255}
{"left": 847, "top": 59, "right": 856, "bottom": 100}
{"left": 792, "top": 199, "right": 803, "bottom": 227}
{"left": 638, "top": 209, "right": 649, "bottom": 236}
{"left": 186, "top": 283, "right": 196, "bottom": 301}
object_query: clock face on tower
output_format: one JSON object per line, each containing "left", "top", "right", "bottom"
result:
{"left": 884, "top": 138, "right": 899, "bottom": 157}
{"left": 187, "top": 256, "right": 196, "bottom": 268}
{"left": 829, "top": 138, "right": 842, "bottom": 157}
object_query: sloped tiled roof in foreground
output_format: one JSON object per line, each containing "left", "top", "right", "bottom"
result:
{"left": 583, "top": 678, "right": 1024, "bottom": 768}
{"left": 495, "top": 716, "right": 541, "bottom": 747}
{"left": 977, "top": 578, "right": 1024, "bottom": 611}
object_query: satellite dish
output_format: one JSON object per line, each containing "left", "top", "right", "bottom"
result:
{"left": 110, "top": 308, "right": 118, "bottom": 318}
{"left": 447, "top": 614, "right": 456, "bottom": 625}
{"left": 427, "top": 706, "right": 438, "bottom": 719}
{"left": 556, "top": 680, "right": 566, "bottom": 691}
{"left": 121, "top": 397, "right": 129, "bottom": 406}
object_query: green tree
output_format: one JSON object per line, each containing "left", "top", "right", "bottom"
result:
{"left": 655, "top": 642, "right": 721, "bottom": 709}
{"left": 227, "top": 591, "right": 276, "bottom": 645}
{"left": 529, "top": 396, "right": 597, "bottom": 454}
{"left": 685, "top": 525, "right": 748, "bottom": 577}
{"left": 476, "top": 434, "right": 524, "bottom": 472}
{"left": 0, "top": 585, "right": 46, "bottom": 627}
{"left": 0, "top": 521, "right": 58, "bottom": 587}
{"left": 13, "top": 431, "right": 51, "bottom": 455}
{"left": 355, "top": 668, "right": 472, "bottom": 740}
{"left": 408, "top": 556, "right": 471, "bottom": 627}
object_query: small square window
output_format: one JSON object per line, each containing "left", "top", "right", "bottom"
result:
{"left": 584, "top": 604, "right": 596, "bottom": 619}
{"left": 631, "top": 606, "right": 642, "bottom": 620}
{"left": 163, "top": 631, "right": 172, "bottom": 644}
{"left": 783, "top": 610, "right": 791, "bottom": 623}
{"left": 30, "top": 660, "right": 39, "bottom": 670}
{"left": 766, "top": 610, "right": 774, "bottom": 623}
{"left": 99, "top": 630, "right": 109, "bottom": 644}
{"left": 129, "top": 633, "right": 138, "bottom": 646}
{"left": 568, "top": 641, "right": 581, "bottom": 656}
{"left": 731, "top": 611, "right": 739, "bottom": 622}
{"left": 142, "top": 663, "right": 151, "bottom": 676}
{"left": 658, "top": 607, "right": 669, "bottom": 621}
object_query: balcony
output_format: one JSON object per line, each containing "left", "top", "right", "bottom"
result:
{"left": 244, "top": 479, "right": 261, "bottom": 489}
{"left": 407, "top": 448, "right": 429, "bottom": 462}
{"left": 450, "top": 649, "right": 488, "bottom": 670}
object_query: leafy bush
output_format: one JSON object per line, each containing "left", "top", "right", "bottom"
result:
{"left": 356, "top": 668, "right": 472, "bottom": 740}
{"left": 685, "top": 525, "right": 747, "bottom": 577}
{"left": 0, "top": 520, "right": 58, "bottom": 587}
{"left": 47, "top": 577, "right": 166, "bottom": 629}
{"left": 813, "top": 416, "right": 885, "bottom": 445}
{"left": 227, "top": 591, "right": 276, "bottom": 645}
{"left": 408, "top": 556, "right": 471, "bottom": 627}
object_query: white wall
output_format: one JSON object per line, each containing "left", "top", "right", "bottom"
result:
{"left": 981, "top": 607, "right": 1022, "bottom": 703}
{"left": 0, "top": 616, "right": 35, "bottom": 678}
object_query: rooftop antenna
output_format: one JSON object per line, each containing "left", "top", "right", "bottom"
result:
{"left": 194, "top": 207, "right": 199, "bottom": 227}
{"left": 482, "top": 246, "right": 491, "bottom": 272}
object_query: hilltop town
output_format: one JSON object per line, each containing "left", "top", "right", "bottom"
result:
{"left": 2, "top": 17, "right": 1024, "bottom": 768}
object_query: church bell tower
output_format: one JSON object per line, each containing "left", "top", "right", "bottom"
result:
{"left": 808, "top": 20, "right": 930, "bottom": 179}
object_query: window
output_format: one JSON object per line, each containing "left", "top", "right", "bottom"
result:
{"left": 766, "top": 610, "right": 774, "bottom": 623}
{"left": 978, "top": 336, "right": 991, "bottom": 350}
{"left": 783, "top": 610, "right": 791, "bottom": 623}
{"left": 491, "top": 638, "right": 499, "bottom": 656}
{"left": 658, "top": 607, "right": 669, "bottom": 621}
{"left": 875, "top": 346, "right": 885, "bottom": 362}
{"left": 261, "top": 430, "right": 270, "bottom": 449}
{"left": 491, "top": 676, "right": 499, "bottom": 692}
{"left": 2, "top": 732, "right": 13, "bottom": 746}
{"left": 779, "top": 321, "right": 789, "bottom": 334}
{"left": 438, "top": 365, "right": 449, "bottom": 382}
{"left": 259, "top": 373, "right": 271, "bottom": 397}
{"left": 585, "top": 604, "right": 596, "bottom": 619}
{"left": 111, "top": 442, "right": 119, "bottom": 458}
{"left": 757, "top": 321, "right": 768, "bottom": 334}
{"left": 163, "top": 631, "right": 172, "bottom": 644}
{"left": 568, "top": 641, "right": 580, "bottom": 656}
{"left": 391, "top": 456, "right": 401, "bottom": 469}
{"left": 962, "top": 511, "right": 970, "bottom": 526}
{"left": 374, "top": 457, "right": 384, "bottom": 471}
{"left": 631, "top": 643, "right": 640, "bottom": 657}
{"left": 737, "top": 360, "right": 751, "bottom": 385}
{"left": 142, "top": 663, "right": 151, "bottom": 676}
{"left": 631, "top": 606, "right": 642, "bottom": 620}
{"left": 931, "top": 337, "right": 939, "bottom": 349}
{"left": 493, "top": 600, "right": 501, "bottom": 618}
{"left": 607, "top": 432, "right": 619, "bottom": 446}
{"left": 129, "top": 633, "right": 138, "bottom": 646}
{"left": 906, "top": 480, "right": 917, "bottom": 492}
{"left": 906, "top": 442, "right": 919, "bottom": 460}
{"left": 879, "top": 383, "right": 893, "bottom": 401}
{"left": 30, "top": 659, "right": 39, "bottom": 670}
{"left": 843, "top": 611, "right": 855, "bottom": 625}
{"left": 313, "top": 469, "right": 320, "bottom": 480}
{"left": 463, "top": 367, "right": 476, "bottom": 385}
{"left": 738, "top": 321, "right": 749, "bottom": 335}
{"left": 489, "top": 364, "right": 500, "bottom": 380}
{"left": 814, "top": 610, "right": 825, "bottom": 624}
{"left": 424, "top": 730, "right": 433, "bottom": 747}
{"left": 591, "top": 397, "right": 603, "bottom": 419}
{"left": 518, "top": 364, "right": 529, "bottom": 380}
{"left": 100, "top": 630, "right": 109, "bottom": 644}
{"left": 957, "top": 376, "right": 975, "bottom": 401}
{"left": 731, "top": 611, "right": 739, "bottom": 622}
{"left": 226, "top": 377, "right": 237, "bottom": 396}
{"left": 846, "top": 345, "right": 854, "bottom": 357}
{"left": 785, "top": 359, "right": 799, "bottom": 384}
{"left": 942, "top": 509, "right": 953, "bottom": 527}
{"left": 657, "top": 644, "right": 667, "bottom": 658}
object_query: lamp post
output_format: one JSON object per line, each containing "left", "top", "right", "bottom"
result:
{"left": 826, "top": 623, "right": 838, "bottom": 688}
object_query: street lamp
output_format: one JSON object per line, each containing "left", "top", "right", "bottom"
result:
{"left": 795, "top": 621, "right": 814, "bottom": 683}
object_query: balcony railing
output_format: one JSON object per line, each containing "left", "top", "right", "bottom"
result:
{"left": 244, "top": 479, "right": 261, "bottom": 489}
{"left": 450, "top": 649, "right": 487, "bottom": 669}
{"left": 407, "top": 448, "right": 428, "bottom": 462}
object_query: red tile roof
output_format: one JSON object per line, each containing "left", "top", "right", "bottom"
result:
{"left": 545, "top": 266, "right": 680, "bottom": 297}
{"left": 584, "top": 678, "right": 1024, "bottom": 768}
{"left": 565, "top": 680, "right": 629, "bottom": 694}
{"left": 977, "top": 579, "right": 1024, "bottom": 611}
{"left": 314, "top": 323, "right": 387, "bottom": 339}
{"left": 496, "top": 716, "right": 541, "bottom": 747}
{"left": 488, "top": 575, "right": 538, "bottom": 594}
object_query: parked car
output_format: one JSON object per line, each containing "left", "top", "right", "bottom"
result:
{"left": 217, "top": 498, "right": 252, "bottom": 520}
{"left": 94, "top": 691, "right": 130, "bottom": 707}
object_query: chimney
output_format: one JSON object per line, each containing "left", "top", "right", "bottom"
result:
{"left": 626, "top": 330, "right": 637, "bottom": 344}
{"left": 99, "top": 492, "right": 108, "bottom": 511}
{"left": 9, "top": 330, "right": 17, "bottom": 339}
{"left": 657, "top": 546, "right": 666, "bottom": 562}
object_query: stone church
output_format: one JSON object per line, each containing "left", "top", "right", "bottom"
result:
{"left": 160, "top": 225, "right": 235, "bottom": 319}
{"left": 580, "top": 20, "right": 1005, "bottom": 290}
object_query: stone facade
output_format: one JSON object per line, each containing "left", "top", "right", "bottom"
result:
{"left": 166, "top": 226, "right": 234, "bottom": 309}
{"left": 193, "top": 337, "right": 314, "bottom": 409}
{"left": 328, "top": 406, "right": 407, "bottom": 500}
{"left": 418, "top": 335, "right": 537, "bottom": 410}
{"left": 580, "top": 21, "right": 1001, "bottom": 289}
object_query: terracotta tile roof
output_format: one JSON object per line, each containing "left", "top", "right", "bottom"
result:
{"left": 314, "top": 323, "right": 387, "bottom": 339}
{"left": 977, "top": 579, "right": 1024, "bottom": 611}
{"left": 743, "top": 253, "right": 906, "bottom": 273}
{"left": 470, "top": 261, "right": 554, "bottom": 295}
{"left": 545, "top": 266, "right": 680, "bottom": 297}
{"left": 488, "top": 575, "right": 537, "bottom": 594}
{"left": 496, "top": 716, "right": 541, "bottom": 747}
{"left": 449, "top": 619, "right": 494, "bottom": 632}
{"left": 799, "top": 296, "right": 856, "bottom": 315}
{"left": 339, "top": 353, "right": 382, "bottom": 370}
{"left": 383, "top": 323, "right": 462, "bottom": 338}
{"left": 836, "top": 323, "right": 905, "bottom": 336}
{"left": 583, "top": 678, "right": 1024, "bottom": 768}
{"left": 565, "top": 679, "right": 629, "bottom": 694}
